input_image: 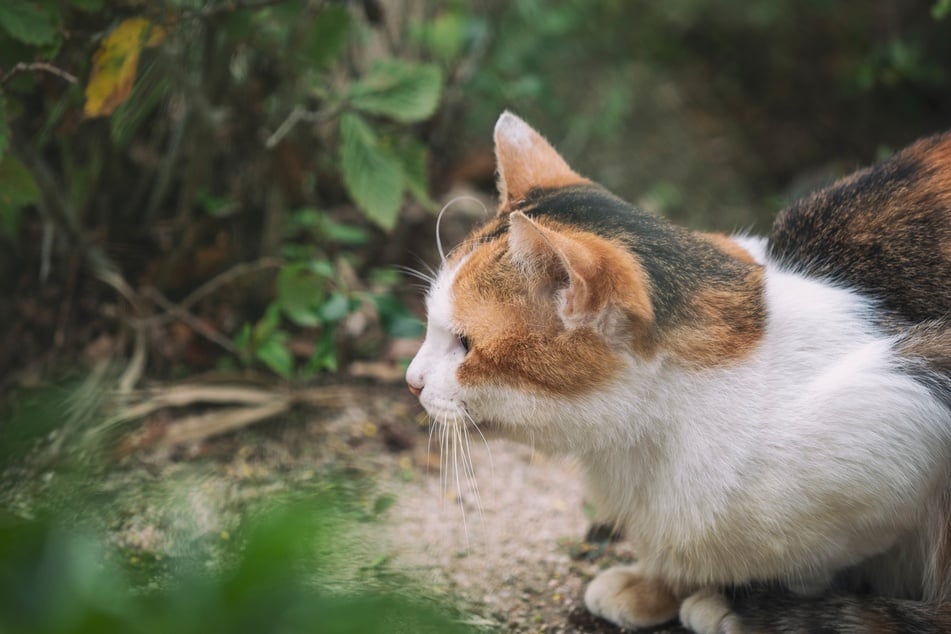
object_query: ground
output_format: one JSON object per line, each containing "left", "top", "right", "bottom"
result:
{"left": 72, "top": 377, "right": 689, "bottom": 634}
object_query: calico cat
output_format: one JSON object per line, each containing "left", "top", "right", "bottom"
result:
{"left": 405, "top": 112, "right": 951, "bottom": 633}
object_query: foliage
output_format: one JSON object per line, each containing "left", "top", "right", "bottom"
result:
{"left": 4, "top": 0, "right": 951, "bottom": 381}
{"left": 0, "top": 497, "right": 472, "bottom": 634}
{"left": 0, "top": 0, "right": 461, "bottom": 381}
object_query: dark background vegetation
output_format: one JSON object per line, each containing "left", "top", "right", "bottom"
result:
{"left": 2, "top": 1, "right": 951, "bottom": 632}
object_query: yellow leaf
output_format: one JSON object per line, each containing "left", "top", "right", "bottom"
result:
{"left": 83, "top": 18, "right": 167, "bottom": 119}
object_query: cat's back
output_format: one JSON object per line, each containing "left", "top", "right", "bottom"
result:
{"left": 767, "top": 132, "right": 951, "bottom": 325}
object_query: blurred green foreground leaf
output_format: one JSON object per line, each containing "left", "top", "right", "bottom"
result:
{"left": 0, "top": 500, "right": 470, "bottom": 634}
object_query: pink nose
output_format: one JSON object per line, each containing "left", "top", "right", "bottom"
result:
{"left": 408, "top": 382, "right": 422, "bottom": 398}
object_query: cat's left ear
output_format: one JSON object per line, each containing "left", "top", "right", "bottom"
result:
{"left": 508, "top": 211, "right": 653, "bottom": 333}
{"left": 494, "top": 112, "right": 589, "bottom": 208}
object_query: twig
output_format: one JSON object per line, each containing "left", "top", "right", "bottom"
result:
{"left": 143, "top": 287, "right": 239, "bottom": 354}
{"left": 1, "top": 62, "right": 78, "bottom": 85}
{"left": 118, "top": 325, "right": 148, "bottom": 395}
{"left": 265, "top": 105, "right": 340, "bottom": 149}
{"left": 138, "top": 257, "right": 283, "bottom": 329}
{"left": 117, "top": 385, "right": 284, "bottom": 422}
{"left": 158, "top": 400, "right": 291, "bottom": 447}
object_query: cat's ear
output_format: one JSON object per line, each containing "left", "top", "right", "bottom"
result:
{"left": 508, "top": 211, "right": 653, "bottom": 333}
{"left": 494, "top": 112, "right": 588, "bottom": 207}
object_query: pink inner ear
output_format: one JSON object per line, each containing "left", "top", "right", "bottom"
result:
{"left": 494, "top": 112, "right": 588, "bottom": 204}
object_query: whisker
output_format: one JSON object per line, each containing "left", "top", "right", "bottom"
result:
{"left": 465, "top": 411, "right": 495, "bottom": 477}
{"left": 461, "top": 421, "right": 486, "bottom": 532}
{"left": 426, "top": 415, "right": 437, "bottom": 477}
{"left": 394, "top": 264, "right": 436, "bottom": 285}
{"left": 452, "top": 421, "right": 470, "bottom": 547}
{"left": 436, "top": 195, "right": 490, "bottom": 263}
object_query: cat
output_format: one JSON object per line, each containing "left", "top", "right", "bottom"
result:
{"left": 405, "top": 111, "right": 951, "bottom": 633}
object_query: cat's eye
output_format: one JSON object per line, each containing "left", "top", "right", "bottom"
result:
{"left": 458, "top": 335, "right": 471, "bottom": 353}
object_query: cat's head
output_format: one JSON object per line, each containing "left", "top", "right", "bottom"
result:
{"left": 405, "top": 112, "right": 762, "bottom": 448}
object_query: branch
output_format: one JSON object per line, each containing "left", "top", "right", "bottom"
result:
{"left": 1, "top": 62, "right": 78, "bottom": 86}
{"left": 135, "top": 257, "right": 283, "bottom": 330}
{"left": 265, "top": 105, "right": 340, "bottom": 149}
{"left": 142, "top": 287, "right": 239, "bottom": 354}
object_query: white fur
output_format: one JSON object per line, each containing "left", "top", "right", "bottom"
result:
{"left": 407, "top": 247, "right": 951, "bottom": 611}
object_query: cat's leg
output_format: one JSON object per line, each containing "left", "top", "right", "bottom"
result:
{"left": 584, "top": 564, "right": 681, "bottom": 629}
{"left": 679, "top": 589, "right": 740, "bottom": 634}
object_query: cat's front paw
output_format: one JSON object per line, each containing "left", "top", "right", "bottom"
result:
{"left": 584, "top": 564, "right": 680, "bottom": 629}
{"left": 679, "top": 589, "right": 740, "bottom": 634}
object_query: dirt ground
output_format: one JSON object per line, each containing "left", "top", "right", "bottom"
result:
{"left": 201, "top": 380, "right": 689, "bottom": 633}
{"left": 16, "top": 376, "right": 689, "bottom": 633}
{"left": 330, "top": 382, "right": 691, "bottom": 633}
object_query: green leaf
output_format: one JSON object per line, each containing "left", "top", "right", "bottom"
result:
{"left": 415, "top": 11, "right": 466, "bottom": 63}
{"left": 394, "top": 137, "right": 434, "bottom": 209}
{"left": 286, "top": 209, "right": 370, "bottom": 245}
{"left": 372, "top": 293, "right": 423, "bottom": 339}
{"left": 302, "top": 5, "right": 350, "bottom": 67}
{"left": 339, "top": 113, "right": 405, "bottom": 231}
{"left": 318, "top": 216, "right": 370, "bottom": 245}
{"left": 0, "top": 2, "right": 58, "bottom": 45}
{"left": 349, "top": 60, "right": 444, "bottom": 123}
{"left": 0, "top": 154, "right": 40, "bottom": 237}
{"left": 277, "top": 263, "right": 326, "bottom": 327}
{"left": 256, "top": 332, "right": 293, "bottom": 378}
{"left": 0, "top": 90, "right": 8, "bottom": 162}
{"left": 319, "top": 292, "right": 350, "bottom": 323}
{"left": 306, "top": 326, "right": 338, "bottom": 373}
{"left": 933, "top": 0, "right": 951, "bottom": 19}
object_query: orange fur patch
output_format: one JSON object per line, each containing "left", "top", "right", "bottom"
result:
{"left": 667, "top": 267, "right": 766, "bottom": 367}
{"left": 450, "top": 218, "right": 659, "bottom": 396}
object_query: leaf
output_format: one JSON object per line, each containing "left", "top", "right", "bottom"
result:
{"left": 0, "top": 2, "right": 57, "bottom": 45}
{"left": 339, "top": 113, "right": 405, "bottom": 231}
{"left": 319, "top": 292, "right": 350, "bottom": 323}
{"left": 0, "top": 154, "right": 40, "bottom": 237}
{"left": 349, "top": 60, "right": 444, "bottom": 123}
{"left": 255, "top": 332, "right": 294, "bottom": 378}
{"left": 306, "top": 326, "right": 338, "bottom": 373}
{"left": 394, "top": 137, "right": 434, "bottom": 209}
{"left": 302, "top": 5, "right": 350, "bottom": 67}
{"left": 83, "top": 17, "right": 167, "bottom": 119}
{"left": 934, "top": 0, "right": 951, "bottom": 19}
{"left": 372, "top": 293, "right": 424, "bottom": 339}
{"left": 276, "top": 263, "right": 326, "bottom": 327}
{"left": 415, "top": 11, "right": 466, "bottom": 63}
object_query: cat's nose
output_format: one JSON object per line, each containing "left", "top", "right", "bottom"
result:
{"left": 407, "top": 380, "right": 423, "bottom": 398}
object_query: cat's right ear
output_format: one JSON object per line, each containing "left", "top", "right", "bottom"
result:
{"left": 508, "top": 211, "right": 653, "bottom": 334}
{"left": 494, "top": 112, "right": 588, "bottom": 209}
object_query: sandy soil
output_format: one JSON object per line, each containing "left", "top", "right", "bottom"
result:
{"left": 335, "top": 384, "right": 688, "bottom": 633}
{"left": 45, "top": 379, "right": 689, "bottom": 633}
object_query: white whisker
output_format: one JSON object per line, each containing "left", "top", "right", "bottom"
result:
{"left": 465, "top": 410, "right": 495, "bottom": 477}
{"left": 452, "top": 421, "right": 470, "bottom": 547}
{"left": 435, "top": 196, "right": 490, "bottom": 263}
{"left": 394, "top": 264, "right": 436, "bottom": 285}
{"left": 461, "top": 421, "right": 486, "bottom": 532}
{"left": 426, "top": 415, "right": 437, "bottom": 477}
